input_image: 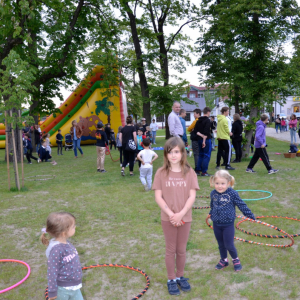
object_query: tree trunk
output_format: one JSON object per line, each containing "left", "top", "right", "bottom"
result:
{"left": 242, "top": 106, "right": 258, "bottom": 158}
{"left": 124, "top": 2, "right": 151, "bottom": 124}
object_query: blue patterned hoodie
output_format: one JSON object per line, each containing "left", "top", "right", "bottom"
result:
{"left": 209, "top": 188, "right": 255, "bottom": 225}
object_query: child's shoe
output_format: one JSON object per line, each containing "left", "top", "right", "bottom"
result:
{"left": 101, "top": 169, "right": 107, "bottom": 173}
{"left": 246, "top": 168, "right": 256, "bottom": 173}
{"left": 143, "top": 184, "right": 149, "bottom": 191}
{"left": 176, "top": 277, "right": 191, "bottom": 292}
{"left": 167, "top": 280, "right": 180, "bottom": 296}
{"left": 232, "top": 258, "right": 242, "bottom": 271}
{"left": 215, "top": 259, "right": 229, "bottom": 270}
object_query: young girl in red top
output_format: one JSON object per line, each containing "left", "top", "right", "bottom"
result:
{"left": 152, "top": 137, "right": 199, "bottom": 296}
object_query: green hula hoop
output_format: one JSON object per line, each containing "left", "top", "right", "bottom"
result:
{"left": 236, "top": 190, "right": 272, "bottom": 201}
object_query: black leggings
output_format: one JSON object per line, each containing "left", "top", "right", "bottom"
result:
{"left": 110, "top": 141, "right": 116, "bottom": 150}
{"left": 118, "top": 146, "right": 123, "bottom": 164}
{"left": 122, "top": 150, "right": 135, "bottom": 172}
{"left": 26, "top": 149, "right": 38, "bottom": 163}
{"left": 57, "top": 143, "right": 63, "bottom": 154}
{"left": 232, "top": 140, "right": 242, "bottom": 161}
{"left": 213, "top": 223, "right": 238, "bottom": 259}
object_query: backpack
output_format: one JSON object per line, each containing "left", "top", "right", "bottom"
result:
{"left": 289, "top": 144, "right": 298, "bottom": 153}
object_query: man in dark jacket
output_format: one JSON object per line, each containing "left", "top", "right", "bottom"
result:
{"left": 231, "top": 114, "right": 243, "bottom": 163}
{"left": 194, "top": 107, "right": 212, "bottom": 176}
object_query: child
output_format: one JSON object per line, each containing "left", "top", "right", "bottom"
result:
{"left": 110, "top": 129, "right": 116, "bottom": 150}
{"left": 137, "top": 138, "right": 158, "bottom": 191}
{"left": 136, "top": 128, "right": 145, "bottom": 168}
{"left": 41, "top": 212, "right": 83, "bottom": 300}
{"left": 145, "top": 126, "right": 152, "bottom": 143}
{"left": 43, "top": 133, "right": 52, "bottom": 155}
{"left": 116, "top": 126, "right": 123, "bottom": 167}
{"left": 38, "top": 140, "right": 57, "bottom": 165}
{"left": 56, "top": 129, "right": 63, "bottom": 155}
{"left": 281, "top": 118, "right": 286, "bottom": 132}
{"left": 95, "top": 122, "right": 108, "bottom": 172}
{"left": 152, "top": 137, "right": 199, "bottom": 296}
{"left": 24, "top": 133, "right": 39, "bottom": 164}
{"left": 246, "top": 114, "right": 278, "bottom": 174}
{"left": 208, "top": 170, "right": 255, "bottom": 271}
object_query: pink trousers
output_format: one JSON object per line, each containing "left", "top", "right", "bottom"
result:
{"left": 161, "top": 220, "right": 191, "bottom": 280}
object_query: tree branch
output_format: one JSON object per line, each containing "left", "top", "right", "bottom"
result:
{"left": 148, "top": 0, "right": 158, "bottom": 34}
{"left": 166, "top": 20, "right": 193, "bottom": 52}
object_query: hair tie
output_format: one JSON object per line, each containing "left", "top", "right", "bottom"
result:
{"left": 41, "top": 228, "right": 47, "bottom": 233}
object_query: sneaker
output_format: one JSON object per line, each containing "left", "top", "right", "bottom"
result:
{"left": 101, "top": 169, "right": 107, "bottom": 173}
{"left": 27, "top": 162, "right": 32, "bottom": 164}
{"left": 216, "top": 165, "right": 220, "bottom": 169}
{"left": 120, "top": 164, "right": 122, "bottom": 167}
{"left": 37, "top": 158, "right": 41, "bottom": 163}
{"left": 231, "top": 160, "right": 239, "bottom": 163}
{"left": 97, "top": 169, "right": 101, "bottom": 172}
{"left": 215, "top": 259, "right": 229, "bottom": 270}
{"left": 60, "top": 153, "right": 63, "bottom": 155}
{"left": 143, "top": 184, "right": 149, "bottom": 191}
{"left": 246, "top": 168, "right": 256, "bottom": 173}
{"left": 232, "top": 258, "right": 242, "bottom": 271}
{"left": 176, "top": 277, "right": 191, "bottom": 292}
{"left": 225, "top": 165, "right": 235, "bottom": 170}
{"left": 268, "top": 169, "right": 278, "bottom": 174}
{"left": 130, "top": 173, "right": 135, "bottom": 176}
{"left": 201, "top": 172, "right": 211, "bottom": 177}
{"left": 121, "top": 169, "right": 125, "bottom": 176}
{"left": 196, "top": 171, "right": 201, "bottom": 176}
{"left": 167, "top": 280, "right": 180, "bottom": 296}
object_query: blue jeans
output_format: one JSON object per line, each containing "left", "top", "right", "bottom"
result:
{"left": 275, "top": 123, "right": 281, "bottom": 133}
{"left": 152, "top": 131, "right": 157, "bottom": 144}
{"left": 56, "top": 286, "right": 84, "bottom": 300}
{"left": 196, "top": 139, "right": 212, "bottom": 173}
{"left": 73, "top": 138, "right": 83, "bottom": 157}
{"left": 290, "top": 128, "right": 297, "bottom": 144}
{"left": 211, "top": 137, "right": 215, "bottom": 149}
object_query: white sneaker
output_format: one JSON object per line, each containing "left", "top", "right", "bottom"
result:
{"left": 144, "top": 184, "right": 149, "bottom": 191}
{"left": 120, "top": 164, "right": 122, "bottom": 167}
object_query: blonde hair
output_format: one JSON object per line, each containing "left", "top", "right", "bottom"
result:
{"left": 40, "top": 212, "right": 76, "bottom": 246}
{"left": 233, "top": 113, "right": 241, "bottom": 122}
{"left": 162, "top": 137, "right": 190, "bottom": 176}
{"left": 209, "top": 170, "right": 235, "bottom": 188}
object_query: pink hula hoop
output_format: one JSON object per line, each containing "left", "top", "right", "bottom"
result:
{"left": 0, "top": 259, "right": 31, "bottom": 294}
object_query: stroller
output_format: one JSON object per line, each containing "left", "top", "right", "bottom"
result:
{"left": 64, "top": 133, "right": 73, "bottom": 151}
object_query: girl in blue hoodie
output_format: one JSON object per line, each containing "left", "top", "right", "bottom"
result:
{"left": 208, "top": 170, "right": 255, "bottom": 272}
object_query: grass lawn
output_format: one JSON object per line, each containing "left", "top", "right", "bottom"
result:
{"left": 0, "top": 134, "right": 300, "bottom": 300}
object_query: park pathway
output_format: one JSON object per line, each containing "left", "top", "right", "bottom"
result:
{"left": 266, "top": 127, "right": 295, "bottom": 143}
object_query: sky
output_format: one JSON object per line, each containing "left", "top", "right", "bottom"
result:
{"left": 53, "top": 0, "right": 300, "bottom": 107}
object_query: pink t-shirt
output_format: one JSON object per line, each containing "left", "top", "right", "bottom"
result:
{"left": 152, "top": 167, "right": 200, "bottom": 222}
{"left": 289, "top": 119, "right": 297, "bottom": 128}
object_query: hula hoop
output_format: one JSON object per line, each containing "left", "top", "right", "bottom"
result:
{"left": 45, "top": 263, "right": 150, "bottom": 300}
{"left": 25, "top": 175, "right": 56, "bottom": 181}
{"left": 235, "top": 190, "right": 272, "bottom": 201}
{"left": 236, "top": 215, "right": 300, "bottom": 238}
{"left": 105, "top": 146, "right": 120, "bottom": 162}
{"left": 196, "top": 190, "right": 273, "bottom": 201}
{"left": 206, "top": 216, "right": 294, "bottom": 248}
{"left": 0, "top": 259, "right": 31, "bottom": 294}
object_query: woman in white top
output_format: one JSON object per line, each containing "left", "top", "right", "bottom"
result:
{"left": 150, "top": 119, "right": 159, "bottom": 144}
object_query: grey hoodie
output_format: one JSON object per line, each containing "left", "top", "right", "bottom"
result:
{"left": 46, "top": 239, "right": 82, "bottom": 298}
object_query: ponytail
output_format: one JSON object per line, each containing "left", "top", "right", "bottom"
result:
{"left": 40, "top": 232, "right": 50, "bottom": 246}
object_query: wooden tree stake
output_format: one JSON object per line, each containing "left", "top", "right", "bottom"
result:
{"left": 4, "top": 111, "right": 11, "bottom": 190}
{"left": 10, "top": 110, "right": 20, "bottom": 191}
{"left": 18, "top": 110, "right": 24, "bottom": 187}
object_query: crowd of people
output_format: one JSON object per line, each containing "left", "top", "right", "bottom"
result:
{"left": 168, "top": 102, "right": 280, "bottom": 175}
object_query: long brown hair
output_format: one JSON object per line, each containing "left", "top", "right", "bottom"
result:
{"left": 161, "top": 137, "right": 190, "bottom": 176}
{"left": 40, "top": 212, "right": 76, "bottom": 246}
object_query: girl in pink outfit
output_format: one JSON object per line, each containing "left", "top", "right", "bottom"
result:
{"left": 289, "top": 114, "right": 298, "bottom": 144}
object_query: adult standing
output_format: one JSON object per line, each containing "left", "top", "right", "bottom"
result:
{"left": 34, "top": 124, "right": 41, "bottom": 153}
{"left": 187, "top": 108, "right": 201, "bottom": 169}
{"left": 231, "top": 114, "right": 243, "bottom": 163}
{"left": 168, "top": 101, "right": 183, "bottom": 138}
{"left": 194, "top": 107, "right": 212, "bottom": 176}
{"left": 289, "top": 114, "right": 297, "bottom": 144}
{"left": 119, "top": 116, "right": 137, "bottom": 176}
{"left": 275, "top": 114, "right": 281, "bottom": 133}
{"left": 216, "top": 107, "right": 234, "bottom": 170}
{"left": 150, "top": 119, "right": 159, "bottom": 144}
{"left": 70, "top": 120, "right": 83, "bottom": 158}
{"left": 210, "top": 116, "right": 217, "bottom": 151}
{"left": 141, "top": 118, "right": 148, "bottom": 133}
{"left": 179, "top": 109, "right": 188, "bottom": 145}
